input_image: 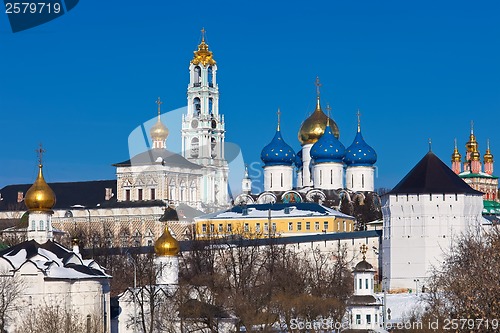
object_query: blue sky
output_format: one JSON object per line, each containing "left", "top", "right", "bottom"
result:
{"left": 1, "top": 0, "right": 499, "bottom": 191}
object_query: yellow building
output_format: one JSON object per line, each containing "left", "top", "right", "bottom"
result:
{"left": 194, "top": 203, "right": 355, "bottom": 239}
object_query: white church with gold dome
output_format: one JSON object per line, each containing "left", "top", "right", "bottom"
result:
{"left": 113, "top": 31, "right": 229, "bottom": 212}
{"left": 0, "top": 152, "right": 111, "bottom": 332}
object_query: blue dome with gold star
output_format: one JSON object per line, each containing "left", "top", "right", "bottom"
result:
{"left": 310, "top": 125, "right": 345, "bottom": 163}
{"left": 344, "top": 130, "right": 377, "bottom": 166}
{"left": 261, "top": 129, "right": 296, "bottom": 166}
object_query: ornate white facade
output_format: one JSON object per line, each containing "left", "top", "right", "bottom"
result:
{"left": 114, "top": 33, "right": 230, "bottom": 212}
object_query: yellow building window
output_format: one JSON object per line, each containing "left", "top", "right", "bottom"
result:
{"left": 288, "top": 222, "right": 293, "bottom": 231}
{"left": 218, "top": 224, "right": 223, "bottom": 232}
{"left": 306, "top": 222, "right": 310, "bottom": 230}
{"left": 323, "top": 221, "right": 329, "bottom": 231}
{"left": 244, "top": 223, "right": 249, "bottom": 232}
{"left": 202, "top": 224, "right": 207, "bottom": 233}
{"left": 315, "top": 222, "right": 320, "bottom": 230}
{"left": 227, "top": 224, "right": 232, "bottom": 232}
{"left": 256, "top": 223, "right": 261, "bottom": 232}
{"left": 264, "top": 223, "right": 269, "bottom": 232}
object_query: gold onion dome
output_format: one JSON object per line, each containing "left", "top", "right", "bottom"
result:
{"left": 191, "top": 28, "right": 216, "bottom": 67}
{"left": 298, "top": 97, "right": 339, "bottom": 145}
{"left": 150, "top": 118, "right": 169, "bottom": 142}
{"left": 451, "top": 139, "right": 461, "bottom": 162}
{"left": 154, "top": 225, "right": 180, "bottom": 256}
{"left": 25, "top": 164, "right": 56, "bottom": 212}
{"left": 150, "top": 98, "right": 169, "bottom": 143}
{"left": 484, "top": 140, "right": 494, "bottom": 163}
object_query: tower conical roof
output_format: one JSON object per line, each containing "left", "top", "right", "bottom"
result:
{"left": 388, "top": 152, "right": 483, "bottom": 195}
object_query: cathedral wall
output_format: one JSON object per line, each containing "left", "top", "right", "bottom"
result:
{"left": 263, "top": 165, "right": 294, "bottom": 192}
{"left": 346, "top": 166, "right": 375, "bottom": 192}
{"left": 313, "top": 163, "right": 344, "bottom": 189}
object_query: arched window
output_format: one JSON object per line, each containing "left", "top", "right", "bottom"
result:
{"left": 39, "top": 220, "right": 44, "bottom": 231}
{"left": 193, "top": 97, "right": 201, "bottom": 115}
{"left": 194, "top": 66, "right": 201, "bottom": 86}
{"left": 208, "top": 66, "right": 213, "bottom": 87}
{"left": 191, "top": 137, "right": 199, "bottom": 158}
{"left": 211, "top": 137, "right": 217, "bottom": 157}
{"left": 209, "top": 98, "right": 213, "bottom": 115}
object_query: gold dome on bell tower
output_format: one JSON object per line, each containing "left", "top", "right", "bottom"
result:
{"left": 191, "top": 28, "right": 216, "bottom": 67}
{"left": 154, "top": 224, "right": 180, "bottom": 256}
{"left": 24, "top": 145, "right": 56, "bottom": 212}
{"left": 298, "top": 77, "right": 339, "bottom": 145}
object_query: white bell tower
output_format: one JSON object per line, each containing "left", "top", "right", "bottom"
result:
{"left": 182, "top": 29, "right": 229, "bottom": 208}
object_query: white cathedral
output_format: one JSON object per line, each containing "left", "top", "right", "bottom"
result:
{"left": 235, "top": 79, "right": 378, "bottom": 208}
{"left": 114, "top": 32, "right": 229, "bottom": 212}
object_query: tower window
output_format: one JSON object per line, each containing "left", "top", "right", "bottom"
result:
{"left": 150, "top": 188, "right": 156, "bottom": 200}
{"left": 362, "top": 174, "right": 365, "bottom": 188}
{"left": 194, "top": 66, "right": 201, "bottom": 86}
{"left": 319, "top": 169, "right": 322, "bottom": 185}
{"left": 138, "top": 189, "right": 143, "bottom": 201}
{"left": 125, "top": 189, "right": 131, "bottom": 201}
{"left": 39, "top": 220, "right": 44, "bottom": 231}
{"left": 281, "top": 173, "right": 283, "bottom": 187}
{"left": 208, "top": 66, "right": 213, "bottom": 87}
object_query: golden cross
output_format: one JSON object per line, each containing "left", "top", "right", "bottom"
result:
{"left": 156, "top": 97, "right": 163, "bottom": 116}
{"left": 36, "top": 143, "right": 45, "bottom": 166}
{"left": 277, "top": 108, "right": 281, "bottom": 131}
{"left": 201, "top": 27, "right": 206, "bottom": 42}
{"left": 360, "top": 244, "right": 368, "bottom": 260}
{"left": 315, "top": 76, "right": 322, "bottom": 98}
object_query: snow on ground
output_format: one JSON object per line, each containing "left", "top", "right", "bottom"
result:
{"left": 377, "top": 292, "right": 427, "bottom": 324}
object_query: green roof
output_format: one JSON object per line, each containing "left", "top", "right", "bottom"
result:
{"left": 460, "top": 172, "right": 498, "bottom": 179}
{"left": 483, "top": 200, "right": 500, "bottom": 214}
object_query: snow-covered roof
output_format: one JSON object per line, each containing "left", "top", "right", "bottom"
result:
{"left": 0, "top": 240, "right": 110, "bottom": 280}
{"left": 459, "top": 170, "right": 498, "bottom": 179}
{"left": 195, "top": 203, "right": 354, "bottom": 221}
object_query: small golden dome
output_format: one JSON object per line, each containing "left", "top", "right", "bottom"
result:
{"left": 150, "top": 118, "right": 169, "bottom": 142}
{"left": 24, "top": 164, "right": 56, "bottom": 212}
{"left": 298, "top": 98, "right": 339, "bottom": 145}
{"left": 451, "top": 139, "right": 461, "bottom": 162}
{"left": 154, "top": 225, "right": 179, "bottom": 256}
{"left": 484, "top": 140, "right": 494, "bottom": 163}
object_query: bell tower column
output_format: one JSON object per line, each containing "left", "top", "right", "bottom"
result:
{"left": 182, "top": 29, "right": 229, "bottom": 207}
